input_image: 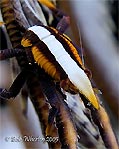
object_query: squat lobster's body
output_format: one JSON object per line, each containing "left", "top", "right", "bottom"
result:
{"left": 21, "top": 25, "right": 99, "bottom": 109}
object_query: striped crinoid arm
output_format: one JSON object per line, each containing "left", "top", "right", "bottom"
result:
{"left": 39, "top": 73, "right": 78, "bottom": 149}
{"left": 55, "top": 97, "right": 78, "bottom": 149}
{"left": 66, "top": 93, "right": 105, "bottom": 148}
{"left": 0, "top": 0, "right": 24, "bottom": 48}
{"left": 91, "top": 99, "right": 119, "bottom": 149}
{"left": 19, "top": 0, "right": 46, "bottom": 26}
{"left": 0, "top": 0, "right": 28, "bottom": 67}
{"left": 27, "top": 72, "right": 61, "bottom": 149}
{"left": 26, "top": 74, "right": 49, "bottom": 133}
{"left": 1, "top": 0, "right": 44, "bottom": 65}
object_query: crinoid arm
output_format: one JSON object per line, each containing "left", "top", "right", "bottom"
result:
{"left": 0, "top": 48, "right": 25, "bottom": 60}
{"left": 0, "top": 70, "right": 28, "bottom": 100}
{"left": 38, "top": 0, "right": 70, "bottom": 33}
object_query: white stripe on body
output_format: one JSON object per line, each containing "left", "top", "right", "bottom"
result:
{"left": 29, "top": 26, "right": 51, "bottom": 39}
{"left": 29, "top": 26, "right": 99, "bottom": 109}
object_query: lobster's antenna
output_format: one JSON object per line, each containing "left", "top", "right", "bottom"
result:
{"left": 77, "top": 25, "right": 85, "bottom": 66}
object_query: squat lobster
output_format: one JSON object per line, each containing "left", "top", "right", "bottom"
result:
{"left": 1, "top": 1, "right": 118, "bottom": 149}
{"left": 0, "top": 0, "right": 99, "bottom": 110}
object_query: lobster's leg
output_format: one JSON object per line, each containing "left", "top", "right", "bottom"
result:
{"left": 0, "top": 48, "right": 25, "bottom": 60}
{"left": 0, "top": 70, "right": 28, "bottom": 100}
